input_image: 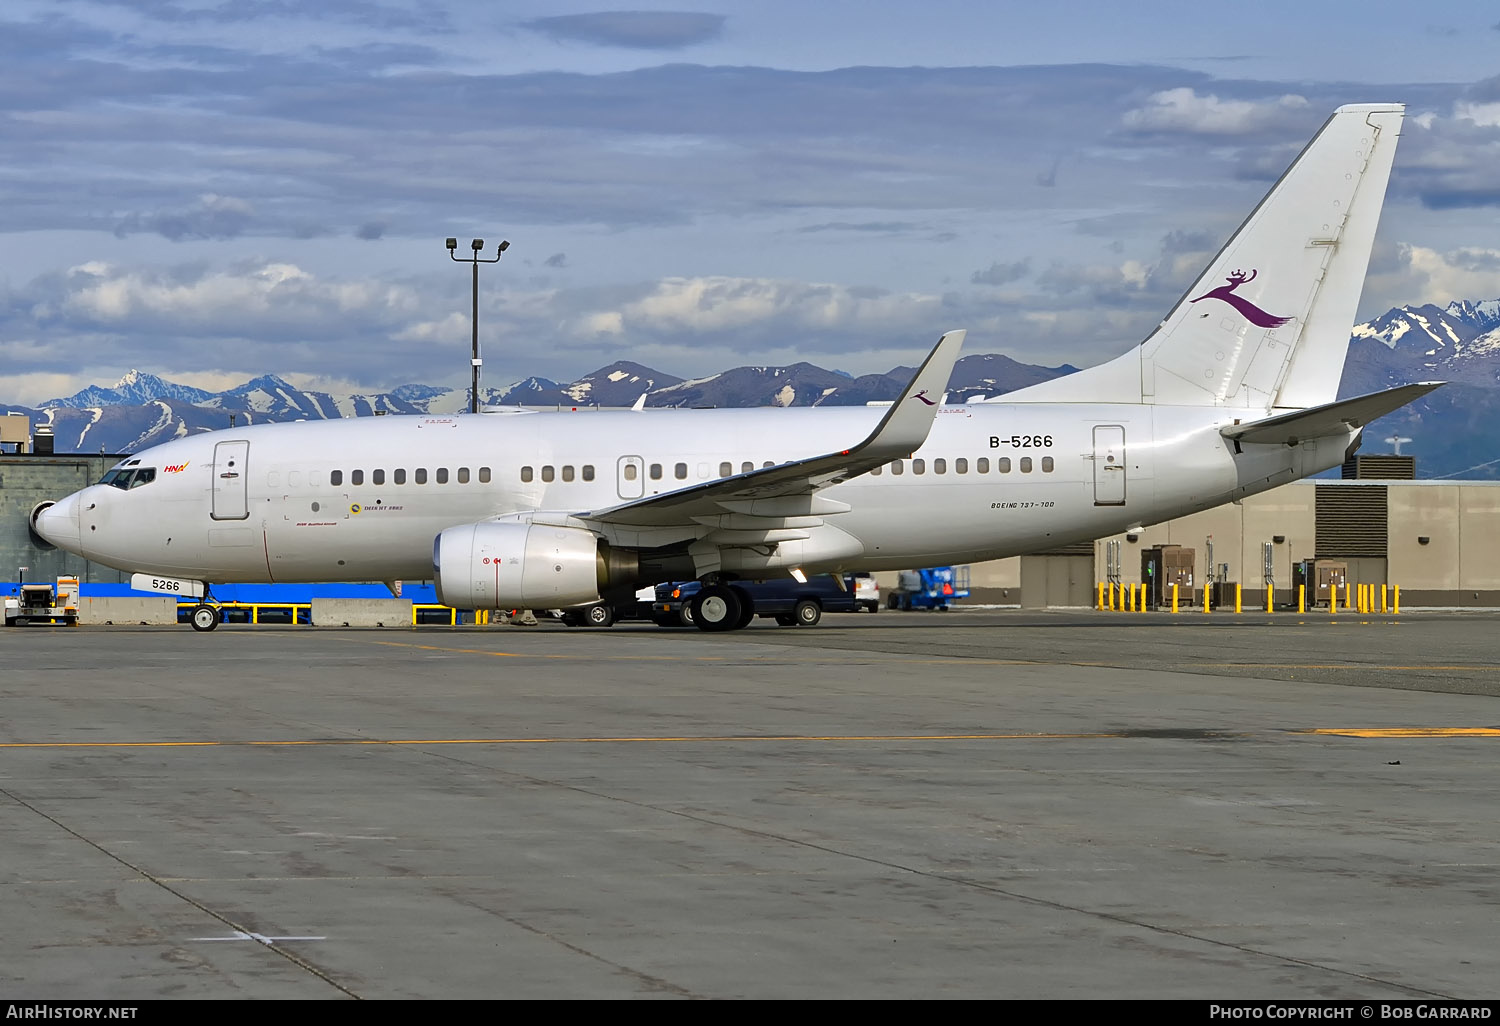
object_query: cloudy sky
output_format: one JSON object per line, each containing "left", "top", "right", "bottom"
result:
{"left": 2, "top": 1, "right": 1499, "bottom": 404}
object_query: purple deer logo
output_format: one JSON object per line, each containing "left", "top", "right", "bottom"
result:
{"left": 1189, "top": 269, "right": 1292, "bottom": 328}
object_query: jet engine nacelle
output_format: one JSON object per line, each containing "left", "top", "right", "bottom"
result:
{"left": 434, "top": 521, "right": 603, "bottom": 609}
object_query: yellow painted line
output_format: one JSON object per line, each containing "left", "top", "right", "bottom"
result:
{"left": 8, "top": 729, "right": 1493, "bottom": 750}
{"left": 311, "top": 635, "right": 1042, "bottom": 666}
{"left": 0, "top": 732, "right": 1121, "bottom": 750}
{"left": 1195, "top": 664, "right": 1500, "bottom": 671}
{"left": 1301, "top": 728, "right": 1500, "bottom": 738}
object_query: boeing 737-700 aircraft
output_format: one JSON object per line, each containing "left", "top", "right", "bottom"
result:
{"left": 35, "top": 103, "right": 1438, "bottom": 632}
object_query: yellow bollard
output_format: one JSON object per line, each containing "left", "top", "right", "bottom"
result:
{"left": 1393, "top": 585, "right": 1400, "bottom": 615}
{"left": 1345, "top": 581, "right": 1352, "bottom": 610}
{"left": 1128, "top": 584, "right": 1136, "bottom": 613}
{"left": 1171, "top": 583, "right": 1179, "bottom": 613}
{"left": 1203, "top": 586, "right": 1210, "bottom": 614}
{"left": 1139, "top": 583, "right": 1148, "bottom": 613}
{"left": 1330, "top": 585, "right": 1338, "bottom": 615}
{"left": 1298, "top": 583, "right": 1305, "bottom": 614}
{"left": 1235, "top": 582, "right": 1242, "bottom": 614}
{"left": 1266, "top": 585, "right": 1273, "bottom": 613}
{"left": 1381, "top": 584, "right": 1388, "bottom": 614}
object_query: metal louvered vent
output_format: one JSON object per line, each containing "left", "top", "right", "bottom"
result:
{"left": 1315, "top": 485, "right": 1387, "bottom": 557}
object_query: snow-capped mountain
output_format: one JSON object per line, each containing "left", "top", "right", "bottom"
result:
{"left": 4, "top": 298, "right": 1496, "bottom": 477}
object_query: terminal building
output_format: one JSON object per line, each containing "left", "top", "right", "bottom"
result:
{"left": 1, "top": 416, "right": 1493, "bottom": 610}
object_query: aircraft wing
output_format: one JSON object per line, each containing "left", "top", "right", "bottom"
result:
{"left": 1222, "top": 382, "right": 1443, "bottom": 446}
{"left": 580, "top": 329, "right": 965, "bottom": 529}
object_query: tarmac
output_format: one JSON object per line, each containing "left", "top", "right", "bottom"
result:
{"left": 2, "top": 607, "right": 1498, "bottom": 1000}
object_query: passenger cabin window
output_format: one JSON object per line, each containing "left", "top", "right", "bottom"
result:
{"left": 560, "top": 466, "right": 573, "bottom": 482}
{"left": 520, "top": 467, "right": 533, "bottom": 483}
{"left": 415, "top": 468, "right": 428, "bottom": 484}
{"left": 977, "top": 458, "right": 989, "bottom": 474}
{"left": 394, "top": 469, "right": 406, "bottom": 485}
{"left": 998, "top": 458, "right": 1011, "bottom": 473}
{"left": 1042, "top": 456, "right": 1054, "bottom": 473}
{"left": 622, "top": 464, "right": 637, "bottom": 481}
{"left": 479, "top": 467, "right": 492, "bottom": 483}
{"left": 719, "top": 461, "right": 732, "bottom": 477}
{"left": 581, "top": 465, "right": 594, "bottom": 482}
{"left": 870, "top": 465, "right": 882, "bottom": 476}
{"left": 675, "top": 463, "right": 688, "bottom": 480}
{"left": 437, "top": 468, "right": 450, "bottom": 484}
{"left": 891, "top": 460, "right": 904, "bottom": 476}
{"left": 540, "top": 466, "right": 553, "bottom": 483}
{"left": 741, "top": 462, "right": 754, "bottom": 474}
{"left": 933, "top": 458, "right": 947, "bottom": 475}
{"left": 351, "top": 470, "right": 364, "bottom": 486}
{"left": 372, "top": 469, "right": 385, "bottom": 486}
{"left": 1020, "top": 457, "right": 1033, "bottom": 473}
{"left": 955, "top": 458, "right": 968, "bottom": 474}
{"left": 331, "top": 470, "right": 343, "bottom": 486}
{"left": 912, "top": 459, "right": 925, "bottom": 475}
{"left": 458, "top": 467, "right": 471, "bottom": 484}
{"left": 650, "top": 463, "right": 663, "bottom": 480}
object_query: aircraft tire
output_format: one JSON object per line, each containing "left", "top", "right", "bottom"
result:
{"left": 731, "top": 587, "right": 755, "bottom": 629}
{"left": 690, "top": 585, "right": 741, "bottom": 632}
{"left": 190, "top": 603, "right": 221, "bottom": 632}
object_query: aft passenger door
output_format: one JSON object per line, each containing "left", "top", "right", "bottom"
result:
{"left": 1092, "top": 425, "right": 1126, "bottom": 506}
{"left": 212, "top": 440, "right": 250, "bottom": 520}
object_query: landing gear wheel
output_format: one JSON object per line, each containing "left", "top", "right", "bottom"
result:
{"left": 690, "top": 585, "right": 742, "bottom": 632}
{"left": 190, "top": 603, "right": 221, "bottom": 632}
{"left": 584, "top": 603, "right": 615, "bottom": 628}
{"left": 793, "top": 599, "right": 822, "bottom": 626}
{"left": 732, "top": 587, "right": 755, "bottom": 630}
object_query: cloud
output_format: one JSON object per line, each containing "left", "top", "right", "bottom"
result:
{"left": 1362, "top": 244, "right": 1500, "bottom": 311}
{"left": 355, "top": 221, "right": 386, "bottom": 240}
{"left": 113, "top": 194, "right": 255, "bottom": 241}
{"left": 1122, "top": 88, "right": 1310, "bottom": 136}
{"left": 544, "top": 253, "right": 568, "bottom": 268}
{"left": 796, "top": 222, "right": 924, "bottom": 234}
{"left": 970, "top": 261, "right": 1029, "bottom": 286}
{"left": 519, "top": 11, "right": 726, "bottom": 50}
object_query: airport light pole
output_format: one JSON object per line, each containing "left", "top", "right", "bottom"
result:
{"left": 446, "top": 237, "right": 509, "bottom": 414}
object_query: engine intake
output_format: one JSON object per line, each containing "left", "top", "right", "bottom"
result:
{"left": 434, "top": 522, "right": 604, "bottom": 609}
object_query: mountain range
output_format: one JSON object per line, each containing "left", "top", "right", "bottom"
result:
{"left": 4, "top": 299, "right": 1498, "bottom": 478}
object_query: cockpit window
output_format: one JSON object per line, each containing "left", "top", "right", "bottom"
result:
{"left": 100, "top": 467, "right": 157, "bottom": 490}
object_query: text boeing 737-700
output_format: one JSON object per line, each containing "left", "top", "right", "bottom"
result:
{"left": 35, "top": 103, "right": 1439, "bottom": 632}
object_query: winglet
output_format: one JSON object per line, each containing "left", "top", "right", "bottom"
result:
{"left": 631, "top": 393, "right": 647, "bottom": 412}
{"left": 849, "top": 329, "right": 965, "bottom": 462}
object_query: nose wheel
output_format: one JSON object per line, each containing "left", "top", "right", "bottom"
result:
{"left": 190, "top": 603, "right": 222, "bottom": 632}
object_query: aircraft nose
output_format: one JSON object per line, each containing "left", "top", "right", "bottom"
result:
{"left": 33, "top": 493, "right": 81, "bottom": 551}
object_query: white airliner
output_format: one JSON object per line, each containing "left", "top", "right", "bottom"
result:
{"left": 35, "top": 103, "right": 1437, "bottom": 632}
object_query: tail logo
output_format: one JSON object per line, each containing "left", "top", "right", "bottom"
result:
{"left": 1189, "top": 269, "right": 1292, "bottom": 328}
{"left": 910, "top": 390, "right": 936, "bottom": 406}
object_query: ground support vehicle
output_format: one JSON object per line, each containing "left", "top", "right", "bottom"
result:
{"left": 652, "top": 574, "right": 863, "bottom": 629}
{"left": 5, "top": 572, "right": 78, "bottom": 627}
{"left": 885, "top": 566, "right": 970, "bottom": 611}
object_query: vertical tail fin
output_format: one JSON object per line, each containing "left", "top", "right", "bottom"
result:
{"left": 1004, "top": 103, "right": 1404, "bottom": 410}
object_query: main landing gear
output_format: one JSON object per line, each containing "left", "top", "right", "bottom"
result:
{"left": 687, "top": 583, "right": 756, "bottom": 633}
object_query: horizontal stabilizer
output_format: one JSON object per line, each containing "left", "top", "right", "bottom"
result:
{"left": 1222, "top": 382, "right": 1443, "bottom": 445}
